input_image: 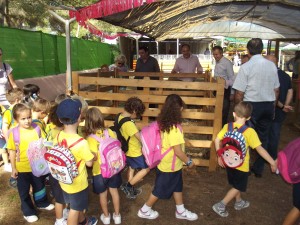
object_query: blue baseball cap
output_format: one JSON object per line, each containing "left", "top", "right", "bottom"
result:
{"left": 56, "top": 99, "right": 82, "bottom": 124}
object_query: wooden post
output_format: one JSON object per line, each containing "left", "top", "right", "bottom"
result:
{"left": 72, "top": 72, "right": 79, "bottom": 95}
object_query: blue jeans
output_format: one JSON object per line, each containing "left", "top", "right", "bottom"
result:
{"left": 17, "top": 172, "right": 50, "bottom": 216}
{"left": 246, "top": 102, "right": 274, "bottom": 175}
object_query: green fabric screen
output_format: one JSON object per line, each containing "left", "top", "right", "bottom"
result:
{"left": 0, "top": 27, "right": 113, "bottom": 79}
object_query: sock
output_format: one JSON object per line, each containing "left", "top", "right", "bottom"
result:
{"left": 79, "top": 217, "right": 87, "bottom": 225}
{"left": 126, "top": 182, "right": 133, "bottom": 188}
{"left": 56, "top": 218, "right": 64, "bottom": 223}
{"left": 141, "top": 204, "right": 151, "bottom": 213}
{"left": 176, "top": 204, "right": 185, "bottom": 214}
{"left": 219, "top": 201, "right": 226, "bottom": 209}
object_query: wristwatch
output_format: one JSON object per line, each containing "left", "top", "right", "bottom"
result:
{"left": 186, "top": 157, "right": 193, "bottom": 166}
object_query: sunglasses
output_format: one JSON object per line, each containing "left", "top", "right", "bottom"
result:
{"left": 117, "top": 62, "right": 124, "bottom": 65}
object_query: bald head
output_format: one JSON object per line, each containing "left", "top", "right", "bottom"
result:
{"left": 265, "top": 55, "right": 277, "bottom": 65}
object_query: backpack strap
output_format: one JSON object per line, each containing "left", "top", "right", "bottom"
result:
{"left": 31, "top": 122, "right": 41, "bottom": 137}
{"left": 113, "top": 113, "right": 131, "bottom": 145}
{"left": 227, "top": 122, "right": 234, "bottom": 132}
{"left": 237, "top": 124, "right": 248, "bottom": 133}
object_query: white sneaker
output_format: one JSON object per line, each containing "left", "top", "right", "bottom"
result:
{"left": 24, "top": 215, "right": 38, "bottom": 223}
{"left": 113, "top": 213, "right": 121, "bottom": 224}
{"left": 100, "top": 213, "right": 110, "bottom": 225}
{"left": 38, "top": 203, "right": 55, "bottom": 210}
{"left": 54, "top": 219, "right": 67, "bottom": 225}
{"left": 63, "top": 208, "right": 69, "bottom": 219}
{"left": 137, "top": 208, "right": 159, "bottom": 220}
{"left": 175, "top": 209, "right": 198, "bottom": 221}
{"left": 4, "top": 163, "right": 12, "bottom": 172}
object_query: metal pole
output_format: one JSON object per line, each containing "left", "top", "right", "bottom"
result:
{"left": 176, "top": 38, "right": 179, "bottom": 58}
{"left": 135, "top": 37, "right": 139, "bottom": 60}
{"left": 48, "top": 10, "right": 76, "bottom": 92}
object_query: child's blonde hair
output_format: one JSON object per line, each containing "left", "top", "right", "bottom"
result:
{"left": 6, "top": 88, "right": 23, "bottom": 104}
{"left": 48, "top": 102, "right": 63, "bottom": 128}
{"left": 85, "top": 107, "right": 104, "bottom": 136}
{"left": 32, "top": 98, "right": 51, "bottom": 114}
{"left": 12, "top": 103, "right": 31, "bottom": 121}
{"left": 234, "top": 102, "right": 253, "bottom": 119}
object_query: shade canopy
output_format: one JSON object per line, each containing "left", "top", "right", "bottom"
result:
{"left": 72, "top": 0, "right": 300, "bottom": 40}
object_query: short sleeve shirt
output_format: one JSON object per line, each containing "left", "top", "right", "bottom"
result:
{"left": 214, "top": 56, "right": 235, "bottom": 87}
{"left": 172, "top": 55, "right": 203, "bottom": 81}
{"left": 135, "top": 56, "right": 160, "bottom": 72}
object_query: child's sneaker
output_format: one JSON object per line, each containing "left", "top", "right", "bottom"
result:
{"left": 54, "top": 219, "right": 67, "bottom": 225}
{"left": 132, "top": 186, "right": 142, "bottom": 196}
{"left": 234, "top": 199, "right": 250, "bottom": 210}
{"left": 38, "top": 203, "right": 55, "bottom": 210}
{"left": 100, "top": 213, "right": 110, "bottom": 225}
{"left": 24, "top": 215, "right": 38, "bottom": 223}
{"left": 137, "top": 208, "right": 159, "bottom": 220}
{"left": 175, "top": 209, "right": 198, "bottom": 221}
{"left": 87, "top": 216, "right": 98, "bottom": 225}
{"left": 113, "top": 213, "right": 121, "bottom": 224}
{"left": 9, "top": 177, "right": 17, "bottom": 189}
{"left": 4, "top": 163, "right": 12, "bottom": 172}
{"left": 121, "top": 185, "right": 136, "bottom": 199}
{"left": 212, "top": 202, "right": 229, "bottom": 217}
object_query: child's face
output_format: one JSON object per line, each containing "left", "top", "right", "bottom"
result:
{"left": 38, "top": 111, "right": 48, "bottom": 120}
{"left": 17, "top": 109, "right": 32, "bottom": 129}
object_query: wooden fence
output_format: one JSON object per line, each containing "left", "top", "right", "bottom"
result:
{"left": 72, "top": 70, "right": 224, "bottom": 171}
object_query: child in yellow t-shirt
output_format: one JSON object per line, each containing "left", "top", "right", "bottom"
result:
{"left": 55, "top": 99, "right": 97, "bottom": 225}
{"left": 138, "top": 94, "right": 197, "bottom": 221}
{"left": 212, "top": 101, "right": 277, "bottom": 217}
{"left": 8, "top": 103, "right": 54, "bottom": 223}
{"left": 31, "top": 98, "right": 51, "bottom": 132}
{"left": 85, "top": 107, "right": 122, "bottom": 225}
{"left": 117, "top": 97, "right": 148, "bottom": 199}
{"left": 2, "top": 88, "right": 23, "bottom": 176}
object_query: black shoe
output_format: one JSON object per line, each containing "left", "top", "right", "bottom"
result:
{"left": 251, "top": 168, "right": 262, "bottom": 178}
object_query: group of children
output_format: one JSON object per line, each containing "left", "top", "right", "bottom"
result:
{"left": 0, "top": 84, "right": 298, "bottom": 225}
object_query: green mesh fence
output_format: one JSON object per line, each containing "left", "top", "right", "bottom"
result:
{"left": 0, "top": 27, "right": 113, "bottom": 79}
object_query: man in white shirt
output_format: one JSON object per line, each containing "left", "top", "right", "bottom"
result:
{"left": 171, "top": 44, "right": 203, "bottom": 82}
{"left": 212, "top": 46, "right": 234, "bottom": 126}
{"left": 233, "top": 38, "right": 280, "bottom": 178}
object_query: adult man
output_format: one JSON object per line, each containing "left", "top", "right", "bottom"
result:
{"left": 212, "top": 46, "right": 235, "bottom": 126}
{"left": 171, "top": 44, "right": 203, "bottom": 82}
{"left": 233, "top": 38, "right": 280, "bottom": 178}
{"left": 265, "top": 55, "right": 293, "bottom": 160}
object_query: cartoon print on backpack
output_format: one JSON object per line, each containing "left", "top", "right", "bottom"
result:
{"left": 217, "top": 122, "right": 248, "bottom": 168}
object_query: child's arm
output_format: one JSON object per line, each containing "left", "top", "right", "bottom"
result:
{"left": 85, "top": 159, "right": 94, "bottom": 167}
{"left": 173, "top": 144, "right": 194, "bottom": 168}
{"left": 134, "top": 132, "right": 141, "bottom": 142}
{"left": 215, "top": 137, "right": 225, "bottom": 168}
{"left": 9, "top": 150, "right": 18, "bottom": 178}
{"left": 256, "top": 145, "right": 277, "bottom": 172}
{"left": 2, "top": 119, "right": 10, "bottom": 141}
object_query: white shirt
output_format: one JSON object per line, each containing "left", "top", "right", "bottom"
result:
{"left": 233, "top": 55, "right": 280, "bottom": 102}
{"left": 0, "top": 63, "right": 13, "bottom": 107}
{"left": 214, "top": 56, "right": 234, "bottom": 89}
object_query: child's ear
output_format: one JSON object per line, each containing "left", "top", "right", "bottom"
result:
{"left": 246, "top": 116, "right": 251, "bottom": 121}
{"left": 233, "top": 112, "right": 236, "bottom": 119}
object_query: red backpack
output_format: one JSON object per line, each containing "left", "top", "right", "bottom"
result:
{"left": 277, "top": 137, "right": 300, "bottom": 184}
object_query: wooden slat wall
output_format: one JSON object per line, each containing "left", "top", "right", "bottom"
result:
{"left": 72, "top": 70, "right": 224, "bottom": 171}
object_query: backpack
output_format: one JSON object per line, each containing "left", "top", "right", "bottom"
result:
{"left": 217, "top": 123, "right": 248, "bottom": 168}
{"left": 44, "top": 132, "right": 84, "bottom": 184}
{"left": 90, "top": 129, "right": 126, "bottom": 178}
{"left": 110, "top": 113, "right": 132, "bottom": 153}
{"left": 140, "top": 121, "right": 181, "bottom": 170}
{"left": 12, "top": 123, "right": 50, "bottom": 177}
{"left": 277, "top": 138, "right": 300, "bottom": 184}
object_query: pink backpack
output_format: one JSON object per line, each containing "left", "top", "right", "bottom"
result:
{"left": 277, "top": 137, "right": 300, "bottom": 184}
{"left": 140, "top": 121, "right": 182, "bottom": 170}
{"left": 12, "top": 123, "right": 50, "bottom": 177}
{"left": 90, "top": 129, "right": 126, "bottom": 178}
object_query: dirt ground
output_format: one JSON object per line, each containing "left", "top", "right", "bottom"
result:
{"left": 0, "top": 113, "right": 299, "bottom": 225}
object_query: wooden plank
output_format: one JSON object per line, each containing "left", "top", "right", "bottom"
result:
{"left": 120, "top": 89, "right": 208, "bottom": 97}
{"left": 78, "top": 77, "right": 219, "bottom": 90}
{"left": 79, "top": 91, "right": 217, "bottom": 106}
{"left": 193, "top": 158, "right": 210, "bottom": 167}
{"left": 119, "top": 72, "right": 207, "bottom": 79}
{"left": 72, "top": 72, "right": 79, "bottom": 94}
{"left": 185, "top": 140, "right": 212, "bottom": 148}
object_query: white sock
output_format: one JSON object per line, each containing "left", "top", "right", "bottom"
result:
{"left": 141, "top": 204, "right": 151, "bottom": 213}
{"left": 176, "top": 204, "right": 185, "bottom": 214}
{"left": 56, "top": 218, "right": 64, "bottom": 223}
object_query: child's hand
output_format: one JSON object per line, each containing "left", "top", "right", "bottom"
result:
{"left": 11, "top": 169, "right": 18, "bottom": 179}
{"left": 217, "top": 156, "right": 225, "bottom": 168}
{"left": 188, "top": 160, "right": 195, "bottom": 168}
{"left": 270, "top": 160, "right": 277, "bottom": 173}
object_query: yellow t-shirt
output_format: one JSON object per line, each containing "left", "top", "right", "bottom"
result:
{"left": 7, "top": 125, "right": 45, "bottom": 172}
{"left": 118, "top": 115, "right": 141, "bottom": 157}
{"left": 32, "top": 119, "right": 46, "bottom": 132}
{"left": 86, "top": 129, "right": 117, "bottom": 176}
{"left": 217, "top": 122, "right": 261, "bottom": 172}
{"left": 54, "top": 131, "right": 94, "bottom": 194}
{"left": 45, "top": 123, "right": 62, "bottom": 143}
{"left": 158, "top": 126, "right": 185, "bottom": 172}
{"left": 3, "top": 105, "right": 16, "bottom": 129}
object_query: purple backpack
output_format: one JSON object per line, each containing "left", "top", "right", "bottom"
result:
{"left": 140, "top": 122, "right": 182, "bottom": 170}
{"left": 90, "top": 129, "right": 126, "bottom": 178}
{"left": 12, "top": 123, "right": 50, "bottom": 177}
{"left": 277, "top": 137, "right": 300, "bottom": 184}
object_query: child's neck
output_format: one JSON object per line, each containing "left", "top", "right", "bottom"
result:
{"left": 121, "top": 111, "right": 132, "bottom": 118}
{"left": 63, "top": 124, "right": 78, "bottom": 134}
{"left": 234, "top": 117, "right": 247, "bottom": 125}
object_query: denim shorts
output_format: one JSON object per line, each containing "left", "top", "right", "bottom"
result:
{"left": 62, "top": 188, "right": 88, "bottom": 211}
{"left": 92, "top": 173, "right": 122, "bottom": 194}
{"left": 126, "top": 155, "right": 148, "bottom": 169}
{"left": 152, "top": 169, "right": 183, "bottom": 199}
